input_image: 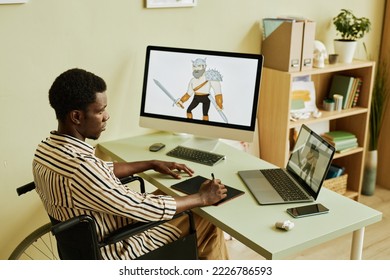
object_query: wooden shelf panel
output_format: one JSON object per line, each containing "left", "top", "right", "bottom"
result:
{"left": 332, "top": 147, "right": 364, "bottom": 159}
{"left": 288, "top": 107, "right": 368, "bottom": 129}
{"left": 287, "top": 60, "right": 374, "bottom": 77}
{"left": 344, "top": 190, "right": 359, "bottom": 200}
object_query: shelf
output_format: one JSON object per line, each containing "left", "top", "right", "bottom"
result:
{"left": 258, "top": 60, "right": 375, "bottom": 201}
{"left": 344, "top": 190, "right": 359, "bottom": 200}
{"left": 289, "top": 107, "right": 368, "bottom": 129}
{"left": 333, "top": 147, "right": 364, "bottom": 159}
{"left": 287, "top": 60, "right": 374, "bottom": 77}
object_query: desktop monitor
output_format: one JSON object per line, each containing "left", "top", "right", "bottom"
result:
{"left": 139, "top": 45, "right": 263, "bottom": 151}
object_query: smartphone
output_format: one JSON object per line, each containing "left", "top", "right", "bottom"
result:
{"left": 287, "top": 203, "right": 329, "bottom": 218}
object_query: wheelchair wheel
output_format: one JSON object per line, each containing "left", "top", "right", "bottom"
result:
{"left": 8, "top": 223, "right": 59, "bottom": 260}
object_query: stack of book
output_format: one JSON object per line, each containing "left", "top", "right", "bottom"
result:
{"left": 328, "top": 74, "right": 363, "bottom": 109}
{"left": 322, "top": 130, "right": 358, "bottom": 153}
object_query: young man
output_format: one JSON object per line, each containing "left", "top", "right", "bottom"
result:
{"left": 33, "top": 68, "right": 229, "bottom": 260}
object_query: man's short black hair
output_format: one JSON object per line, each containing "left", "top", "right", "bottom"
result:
{"left": 49, "top": 68, "right": 107, "bottom": 122}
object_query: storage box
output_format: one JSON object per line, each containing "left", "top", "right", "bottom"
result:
{"left": 261, "top": 19, "right": 316, "bottom": 72}
{"left": 262, "top": 20, "right": 303, "bottom": 72}
{"left": 300, "top": 21, "right": 316, "bottom": 71}
{"left": 323, "top": 174, "right": 348, "bottom": 195}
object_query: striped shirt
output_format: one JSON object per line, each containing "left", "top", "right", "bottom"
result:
{"left": 33, "top": 131, "right": 180, "bottom": 259}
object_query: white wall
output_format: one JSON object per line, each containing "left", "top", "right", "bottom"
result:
{"left": 0, "top": 0, "right": 385, "bottom": 259}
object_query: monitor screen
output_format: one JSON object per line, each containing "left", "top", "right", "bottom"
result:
{"left": 139, "top": 45, "right": 263, "bottom": 150}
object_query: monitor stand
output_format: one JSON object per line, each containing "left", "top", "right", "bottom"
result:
{"left": 175, "top": 134, "right": 220, "bottom": 152}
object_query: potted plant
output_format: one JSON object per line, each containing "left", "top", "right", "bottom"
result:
{"left": 362, "top": 61, "right": 390, "bottom": 195}
{"left": 333, "top": 9, "right": 371, "bottom": 63}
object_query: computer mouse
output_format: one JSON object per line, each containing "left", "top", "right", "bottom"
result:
{"left": 149, "top": 143, "right": 165, "bottom": 152}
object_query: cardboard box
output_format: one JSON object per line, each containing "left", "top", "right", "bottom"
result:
{"left": 300, "top": 21, "right": 316, "bottom": 71}
{"left": 262, "top": 19, "right": 304, "bottom": 72}
{"left": 262, "top": 19, "right": 316, "bottom": 72}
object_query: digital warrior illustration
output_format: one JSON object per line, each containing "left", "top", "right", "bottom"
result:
{"left": 153, "top": 57, "right": 228, "bottom": 123}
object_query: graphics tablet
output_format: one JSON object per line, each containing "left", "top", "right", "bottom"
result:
{"left": 171, "top": 175, "right": 244, "bottom": 206}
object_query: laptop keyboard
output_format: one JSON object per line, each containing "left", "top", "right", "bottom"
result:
{"left": 166, "top": 146, "right": 225, "bottom": 166}
{"left": 260, "top": 169, "right": 309, "bottom": 201}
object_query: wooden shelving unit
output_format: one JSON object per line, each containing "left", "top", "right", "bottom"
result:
{"left": 258, "top": 60, "right": 375, "bottom": 201}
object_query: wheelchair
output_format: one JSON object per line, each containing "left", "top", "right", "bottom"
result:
{"left": 9, "top": 176, "right": 198, "bottom": 260}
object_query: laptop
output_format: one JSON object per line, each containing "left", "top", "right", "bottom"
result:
{"left": 238, "top": 124, "right": 335, "bottom": 205}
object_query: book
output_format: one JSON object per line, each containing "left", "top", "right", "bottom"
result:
{"left": 326, "top": 138, "right": 357, "bottom": 148}
{"left": 322, "top": 130, "right": 356, "bottom": 141}
{"left": 322, "top": 130, "right": 358, "bottom": 151}
{"left": 324, "top": 137, "right": 357, "bottom": 145}
{"left": 324, "top": 139, "right": 357, "bottom": 151}
{"left": 171, "top": 175, "right": 245, "bottom": 206}
{"left": 328, "top": 74, "right": 355, "bottom": 109}
{"left": 351, "top": 77, "right": 363, "bottom": 107}
{"left": 346, "top": 77, "right": 359, "bottom": 109}
{"left": 333, "top": 141, "right": 358, "bottom": 151}
{"left": 336, "top": 144, "right": 359, "bottom": 153}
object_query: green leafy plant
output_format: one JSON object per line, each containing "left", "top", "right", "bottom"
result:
{"left": 369, "top": 61, "right": 390, "bottom": 151}
{"left": 333, "top": 9, "right": 371, "bottom": 41}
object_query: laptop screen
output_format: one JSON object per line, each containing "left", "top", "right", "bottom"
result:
{"left": 287, "top": 125, "right": 335, "bottom": 199}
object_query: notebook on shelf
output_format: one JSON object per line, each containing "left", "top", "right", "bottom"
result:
{"left": 238, "top": 124, "right": 335, "bottom": 205}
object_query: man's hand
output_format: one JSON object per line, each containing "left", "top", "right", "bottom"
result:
{"left": 152, "top": 160, "right": 194, "bottom": 179}
{"left": 198, "top": 178, "right": 227, "bottom": 206}
{"left": 174, "top": 177, "right": 228, "bottom": 213}
{"left": 176, "top": 100, "right": 184, "bottom": 109}
{"left": 215, "top": 94, "right": 223, "bottom": 110}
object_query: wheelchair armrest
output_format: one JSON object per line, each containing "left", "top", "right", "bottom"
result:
{"left": 104, "top": 210, "right": 195, "bottom": 245}
{"left": 16, "top": 176, "right": 144, "bottom": 197}
{"left": 16, "top": 182, "right": 36, "bottom": 196}
{"left": 119, "top": 176, "right": 145, "bottom": 193}
{"left": 51, "top": 215, "right": 96, "bottom": 235}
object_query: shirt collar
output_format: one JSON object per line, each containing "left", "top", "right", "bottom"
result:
{"left": 49, "top": 131, "right": 95, "bottom": 155}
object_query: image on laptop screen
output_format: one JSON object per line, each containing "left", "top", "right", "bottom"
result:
{"left": 287, "top": 126, "right": 335, "bottom": 194}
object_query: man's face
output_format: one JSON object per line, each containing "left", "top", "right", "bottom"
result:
{"left": 78, "top": 92, "right": 110, "bottom": 140}
{"left": 192, "top": 65, "right": 205, "bottom": 79}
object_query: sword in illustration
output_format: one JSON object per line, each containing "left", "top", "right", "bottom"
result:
{"left": 208, "top": 95, "right": 228, "bottom": 123}
{"left": 153, "top": 79, "right": 183, "bottom": 108}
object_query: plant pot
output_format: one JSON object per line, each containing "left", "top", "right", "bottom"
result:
{"left": 362, "top": 150, "right": 377, "bottom": 196}
{"left": 334, "top": 40, "right": 357, "bottom": 63}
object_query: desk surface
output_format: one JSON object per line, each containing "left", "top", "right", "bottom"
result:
{"left": 97, "top": 132, "right": 382, "bottom": 259}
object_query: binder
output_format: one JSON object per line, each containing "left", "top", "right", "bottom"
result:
{"left": 262, "top": 19, "right": 304, "bottom": 72}
{"left": 300, "top": 21, "right": 316, "bottom": 71}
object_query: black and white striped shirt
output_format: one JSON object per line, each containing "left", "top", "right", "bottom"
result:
{"left": 33, "top": 131, "right": 180, "bottom": 259}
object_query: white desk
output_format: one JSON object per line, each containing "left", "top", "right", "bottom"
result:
{"left": 97, "top": 132, "right": 382, "bottom": 260}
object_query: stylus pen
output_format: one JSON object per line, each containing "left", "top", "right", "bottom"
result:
{"left": 211, "top": 173, "right": 215, "bottom": 180}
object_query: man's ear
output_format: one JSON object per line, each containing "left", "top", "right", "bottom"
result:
{"left": 69, "top": 110, "right": 83, "bottom": 125}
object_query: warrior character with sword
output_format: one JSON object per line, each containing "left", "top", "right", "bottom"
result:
{"left": 176, "top": 58, "right": 226, "bottom": 122}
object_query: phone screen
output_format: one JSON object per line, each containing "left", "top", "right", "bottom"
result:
{"left": 287, "top": 203, "right": 329, "bottom": 218}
